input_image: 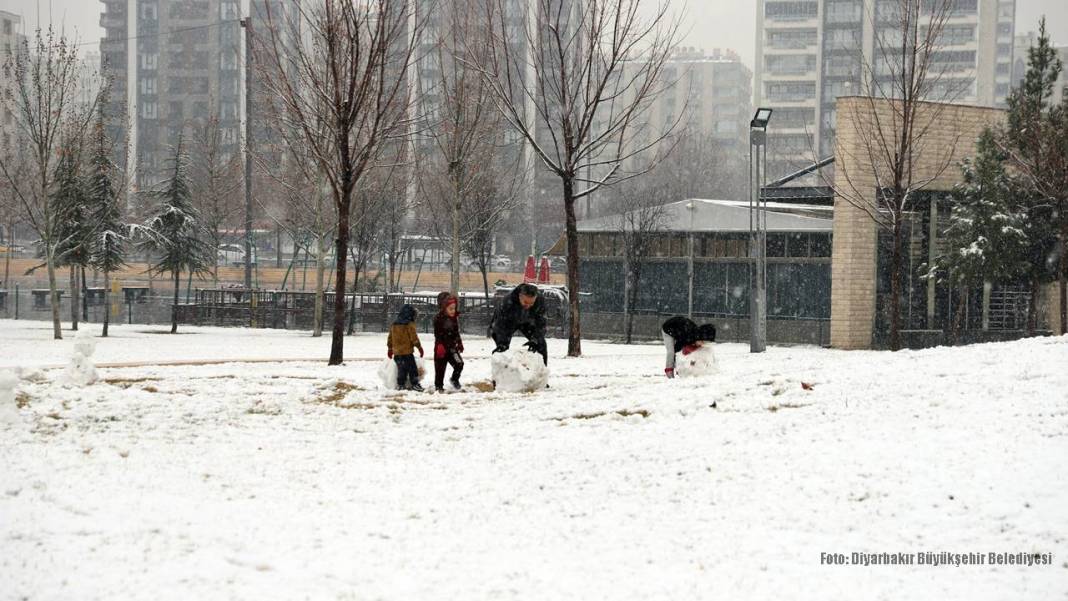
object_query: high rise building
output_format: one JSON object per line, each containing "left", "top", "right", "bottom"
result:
{"left": 1013, "top": 32, "right": 1067, "bottom": 105}
{"left": 629, "top": 47, "right": 753, "bottom": 157}
{"left": 99, "top": 0, "right": 242, "bottom": 192}
{"left": 754, "top": 0, "right": 1016, "bottom": 182}
{"left": 0, "top": 10, "right": 25, "bottom": 153}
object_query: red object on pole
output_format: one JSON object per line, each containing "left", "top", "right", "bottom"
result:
{"left": 523, "top": 255, "right": 536, "bottom": 283}
{"left": 537, "top": 257, "right": 550, "bottom": 284}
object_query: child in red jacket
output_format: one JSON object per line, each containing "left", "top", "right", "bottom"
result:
{"left": 433, "top": 293, "right": 464, "bottom": 392}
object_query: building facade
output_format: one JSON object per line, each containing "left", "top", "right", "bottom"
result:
{"left": 99, "top": 0, "right": 243, "bottom": 192}
{"left": 754, "top": 0, "right": 1016, "bottom": 182}
{"left": 0, "top": 10, "right": 24, "bottom": 153}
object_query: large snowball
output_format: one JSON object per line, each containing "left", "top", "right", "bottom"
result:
{"left": 674, "top": 344, "right": 717, "bottom": 378}
{"left": 64, "top": 329, "right": 98, "bottom": 386}
{"left": 377, "top": 356, "right": 427, "bottom": 390}
{"left": 0, "top": 369, "right": 19, "bottom": 424}
{"left": 491, "top": 348, "right": 549, "bottom": 392}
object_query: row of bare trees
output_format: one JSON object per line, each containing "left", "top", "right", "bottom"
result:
{"left": 252, "top": 0, "right": 685, "bottom": 363}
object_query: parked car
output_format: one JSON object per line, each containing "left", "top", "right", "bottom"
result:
{"left": 218, "top": 243, "right": 257, "bottom": 267}
{"left": 492, "top": 255, "right": 513, "bottom": 270}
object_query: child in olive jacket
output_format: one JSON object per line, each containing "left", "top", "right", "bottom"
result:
{"left": 433, "top": 293, "right": 464, "bottom": 392}
{"left": 387, "top": 304, "right": 424, "bottom": 391}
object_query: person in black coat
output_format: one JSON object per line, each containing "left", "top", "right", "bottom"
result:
{"left": 488, "top": 283, "right": 548, "bottom": 365}
{"left": 661, "top": 315, "right": 716, "bottom": 378}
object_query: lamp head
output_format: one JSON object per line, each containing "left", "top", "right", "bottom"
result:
{"left": 750, "top": 108, "right": 773, "bottom": 129}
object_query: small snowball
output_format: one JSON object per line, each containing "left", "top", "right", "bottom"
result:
{"left": 377, "top": 356, "right": 427, "bottom": 390}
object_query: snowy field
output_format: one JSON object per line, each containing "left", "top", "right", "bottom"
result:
{"left": 1, "top": 319, "right": 1067, "bottom": 600}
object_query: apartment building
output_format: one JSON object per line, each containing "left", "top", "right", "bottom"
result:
{"left": 99, "top": 0, "right": 243, "bottom": 191}
{"left": 0, "top": 10, "right": 24, "bottom": 154}
{"left": 754, "top": 0, "right": 1016, "bottom": 182}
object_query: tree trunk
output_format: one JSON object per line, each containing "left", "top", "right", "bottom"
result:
{"left": 622, "top": 254, "right": 633, "bottom": 344}
{"left": 329, "top": 196, "right": 352, "bottom": 365}
{"left": 102, "top": 268, "right": 110, "bottom": 337}
{"left": 950, "top": 284, "right": 968, "bottom": 345}
{"left": 45, "top": 247, "right": 62, "bottom": 340}
{"left": 1027, "top": 277, "right": 1039, "bottom": 335}
{"left": 69, "top": 266, "right": 79, "bottom": 331}
{"left": 480, "top": 263, "right": 490, "bottom": 301}
{"left": 451, "top": 168, "right": 462, "bottom": 296}
{"left": 171, "top": 270, "right": 180, "bottom": 334}
{"left": 889, "top": 221, "right": 903, "bottom": 351}
{"left": 185, "top": 271, "right": 193, "bottom": 304}
{"left": 3, "top": 223, "right": 11, "bottom": 291}
{"left": 82, "top": 266, "right": 89, "bottom": 322}
{"left": 563, "top": 177, "right": 582, "bottom": 357}
{"left": 313, "top": 233, "right": 326, "bottom": 338}
{"left": 1059, "top": 226, "right": 1067, "bottom": 335}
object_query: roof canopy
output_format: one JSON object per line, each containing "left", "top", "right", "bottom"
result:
{"left": 576, "top": 198, "right": 833, "bottom": 234}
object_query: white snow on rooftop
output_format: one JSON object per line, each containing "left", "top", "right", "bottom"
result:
{"left": 577, "top": 198, "right": 834, "bottom": 233}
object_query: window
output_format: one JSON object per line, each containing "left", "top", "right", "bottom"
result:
{"left": 764, "top": 1, "right": 817, "bottom": 20}
{"left": 765, "top": 81, "right": 815, "bottom": 102}
{"left": 140, "top": 53, "right": 158, "bottom": 70}
{"left": 139, "top": 77, "right": 156, "bottom": 95}
{"left": 141, "top": 102, "right": 158, "bottom": 119}
{"left": 3, "top": 19, "right": 11, "bottom": 35}
{"left": 766, "top": 54, "right": 817, "bottom": 75}
{"left": 221, "top": 50, "right": 238, "bottom": 71}
{"left": 824, "top": 1, "right": 862, "bottom": 23}
{"left": 221, "top": 1, "right": 239, "bottom": 20}
{"left": 221, "top": 102, "right": 238, "bottom": 120}
{"left": 221, "top": 127, "right": 237, "bottom": 145}
{"left": 141, "top": 2, "right": 157, "bottom": 20}
{"left": 767, "top": 29, "right": 817, "bottom": 49}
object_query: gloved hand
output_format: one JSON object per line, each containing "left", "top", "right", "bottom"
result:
{"left": 387, "top": 350, "right": 393, "bottom": 359}
{"left": 418, "top": 346, "right": 424, "bottom": 357}
{"left": 524, "top": 340, "right": 540, "bottom": 353}
{"left": 681, "top": 343, "right": 701, "bottom": 356}
{"left": 665, "top": 367, "right": 675, "bottom": 379}
{"left": 435, "top": 343, "right": 446, "bottom": 359}
{"left": 493, "top": 344, "right": 508, "bottom": 354}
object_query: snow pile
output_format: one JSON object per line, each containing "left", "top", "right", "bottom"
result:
{"left": 64, "top": 330, "right": 98, "bottom": 386}
{"left": 0, "top": 369, "right": 19, "bottom": 424}
{"left": 491, "top": 348, "right": 549, "bottom": 392}
{"left": 674, "top": 344, "right": 717, "bottom": 378}
{"left": 376, "top": 356, "right": 427, "bottom": 390}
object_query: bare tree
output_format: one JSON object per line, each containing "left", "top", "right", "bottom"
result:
{"left": 606, "top": 178, "right": 671, "bottom": 343}
{"left": 831, "top": 0, "right": 961, "bottom": 350}
{"left": 190, "top": 113, "right": 243, "bottom": 287}
{"left": 254, "top": 0, "right": 424, "bottom": 364}
{"left": 413, "top": 0, "right": 505, "bottom": 295}
{"left": 477, "top": 0, "right": 682, "bottom": 356}
{"left": 0, "top": 29, "right": 92, "bottom": 339}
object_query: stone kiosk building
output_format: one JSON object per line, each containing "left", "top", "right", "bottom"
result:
{"left": 830, "top": 96, "right": 1059, "bottom": 349}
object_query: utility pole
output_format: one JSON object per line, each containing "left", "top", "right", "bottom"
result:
{"left": 749, "top": 109, "right": 772, "bottom": 353}
{"left": 241, "top": 16, "right": 254, "bottom": 290}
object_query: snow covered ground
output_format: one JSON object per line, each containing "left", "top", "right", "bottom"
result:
{"left": 1, "top": 319, "right": 1066, "bottom": 600}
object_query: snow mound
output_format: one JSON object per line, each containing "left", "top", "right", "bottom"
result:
{"left": 0, "top": 369, "right": 19, "bottom": 424}
{"left": 64, "top": 330, "right": 98, "bottom": 386}
{"left": 491, "top": 349, "right": 549, "bottom": 392}
{"left": 674, "top": 344, "right": 717, "bottom": 378}
{"left": 377, "top": 356, "right": 427, "bottom": 390}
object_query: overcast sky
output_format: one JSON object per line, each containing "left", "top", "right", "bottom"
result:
{"left": 0, "top": 0, "right": 1065, "bottom": 68}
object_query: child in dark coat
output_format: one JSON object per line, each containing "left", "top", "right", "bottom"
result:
{"left": 433, "top": 293, "right": 464, "bottom": 392}
{"left": 387, "top": 304, "right": 424, "bottom": 391}
{"left": 661, "top": 315, "right": 716, "bottom": 378}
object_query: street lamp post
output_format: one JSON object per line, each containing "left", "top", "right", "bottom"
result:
{"left": 240, "top": 17, "right": 254, "bottom": 291}
{"left": 686, "top": 200, "right": 696, "bottom": 318}
{"left": 749, "top": 108, "right": 772, "bottom": 353}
